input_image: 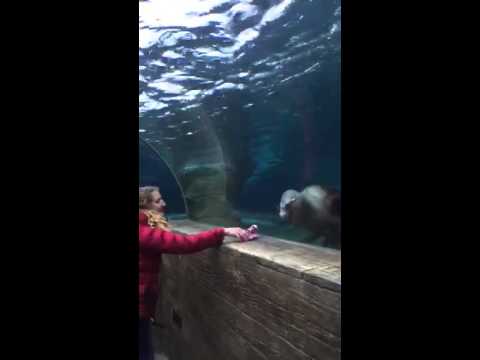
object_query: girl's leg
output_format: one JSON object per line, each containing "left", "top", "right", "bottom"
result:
{"left": 139, "top": 319, "right": 154, "bottom": 360}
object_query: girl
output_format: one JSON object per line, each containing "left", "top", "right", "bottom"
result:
{"left": 139, "top": 186, "right": 258, "bottom": 360}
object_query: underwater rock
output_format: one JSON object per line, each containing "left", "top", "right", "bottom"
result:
{"left": 177, "top": 162, "right": 240, "bottom": 227}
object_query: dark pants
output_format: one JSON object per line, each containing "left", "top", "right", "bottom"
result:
{"left": 139, "top": 319, "right": 154, "bottom": 360}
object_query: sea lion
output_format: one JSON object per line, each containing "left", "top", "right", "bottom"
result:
{"left": 279, "top": 185, "right": 341, "bottom": 249}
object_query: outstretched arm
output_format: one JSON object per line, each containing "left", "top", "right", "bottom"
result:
{"left": 139, "top": 224, "right": 259, "bottom": 255}
{"left": 140, "top": 225, "right": 225, "bottom": 254}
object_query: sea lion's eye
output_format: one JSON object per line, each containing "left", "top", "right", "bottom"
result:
{"left": 286, "top": 198, "right": 296, "bottom": 207}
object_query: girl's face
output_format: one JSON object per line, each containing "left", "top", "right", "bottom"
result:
{"left": 148, "top": 191, "right": 166, "bottom": 213}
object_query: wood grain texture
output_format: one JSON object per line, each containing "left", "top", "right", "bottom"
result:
{"left": 155, "top": 220, "right": 341, "bottom": 360}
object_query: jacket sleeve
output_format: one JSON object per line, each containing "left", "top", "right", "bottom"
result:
{"left": 139, "top": 225, "right": 225, "bottom": 254}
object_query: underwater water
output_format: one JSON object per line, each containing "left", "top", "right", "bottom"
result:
{"left": 139, "top": 0, "right": 341, "bottom": 247}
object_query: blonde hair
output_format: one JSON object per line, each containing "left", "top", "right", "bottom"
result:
{"left": 139, "top": 186, "right": 159, "bottom": 209}
{"left": 139, "top": 186, "right": 170, "bottom": 230}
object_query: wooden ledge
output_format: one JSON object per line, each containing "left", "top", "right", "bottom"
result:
{"left": 170, "top": 219, "right": 341, "bottom": 292}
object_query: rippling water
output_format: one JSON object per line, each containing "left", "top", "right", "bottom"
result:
{"left": 139, "top": 0, "right": 340, "bottom": 127}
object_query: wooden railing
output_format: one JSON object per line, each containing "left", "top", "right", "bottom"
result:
{"left": 153, "top": 219, "right": 341, "bottom": 360}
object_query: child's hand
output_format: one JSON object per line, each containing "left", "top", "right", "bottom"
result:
{"left": 246, "top": 225, "right": 259, "bottom": 240}
{"left": 224, "top": 225, "right": 259, "bottom": 242}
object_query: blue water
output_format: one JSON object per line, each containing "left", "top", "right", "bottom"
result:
{"left": 139, "top": 0, "right": 340, "bottom": 245}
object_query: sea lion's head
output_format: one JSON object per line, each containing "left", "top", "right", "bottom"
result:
{"left": 279, "top": 189, "right": 300, "bottom": 220}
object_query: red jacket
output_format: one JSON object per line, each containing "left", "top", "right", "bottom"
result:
{"left": 139, "top": 211, "right": 225, "bottom": 319}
